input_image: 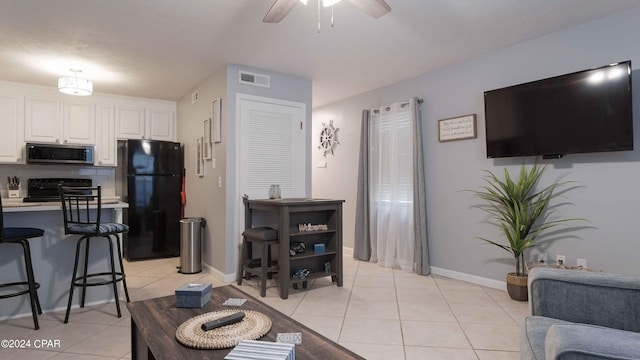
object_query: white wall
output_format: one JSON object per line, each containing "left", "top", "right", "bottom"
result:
{"left": 177, "top": 64, "right": 312, "bottom": 278}
{"left": 176, "top": 67, "right": 227, "bottom": 277}
{"left": 312, "top": 7, "right": 640, "bottom": 282}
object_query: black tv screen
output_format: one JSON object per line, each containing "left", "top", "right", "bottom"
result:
{"left": 484, "top": 61, "right": 633, "bottom": 158}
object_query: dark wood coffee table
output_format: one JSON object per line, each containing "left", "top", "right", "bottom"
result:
{"left": 127, "top": 285, "right": 364, "bottom": 359}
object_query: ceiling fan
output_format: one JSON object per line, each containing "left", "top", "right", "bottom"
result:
{"left": 263, "top": 0, "right": 391, "bottom": 23}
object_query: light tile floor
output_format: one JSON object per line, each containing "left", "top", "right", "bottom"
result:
{"left": 0, "top": 256, "right": 528, "bottom": 359}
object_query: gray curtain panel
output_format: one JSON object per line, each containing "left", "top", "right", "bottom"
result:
{"left": 354, "top": 100, "right": 430, "bottom": 274}
{"left": 353, "top": 109, "right": 371, "bottom": 261}
{"left": 411, "top": 97, "right": 430, "bottom": 275}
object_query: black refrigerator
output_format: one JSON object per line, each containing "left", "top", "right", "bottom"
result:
{"left": 117, "top": 139, "right": 183, "bottom": 261}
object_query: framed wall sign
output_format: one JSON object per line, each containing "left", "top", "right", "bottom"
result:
{"left": 438, "top": 114, "right": 477, "bottom": 142}
{"left": 212, "top": 98, "right": 222, "bottom": 143}
{"left": 203, "top": 118, "right": 212, "bottom": 160}
{"left": 196, "top": 137, "right": 204, "bottom": 177}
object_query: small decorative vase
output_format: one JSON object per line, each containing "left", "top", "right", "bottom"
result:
{"left": 268, "top": 185, "right": 281, "bottom": 199}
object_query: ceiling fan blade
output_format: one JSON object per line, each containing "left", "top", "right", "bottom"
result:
{"left": 263, "top": 0, "right": 299, "bottom": 23}
{"left": 348, "top": 0, "right": 391, "bottom": 19}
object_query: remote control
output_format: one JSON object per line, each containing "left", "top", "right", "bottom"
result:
{"left": 201, "top": 312, "right": 245, "bottom": 331}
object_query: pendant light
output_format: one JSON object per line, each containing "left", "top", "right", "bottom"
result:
{"left": 58, "top": 69, "right": 93, "bottom": 96}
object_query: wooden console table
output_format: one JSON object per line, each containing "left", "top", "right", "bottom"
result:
{"left": 244, "top": 198, "right": 345, "bottom": 299}
{"left": 127, "top": 285, "right": 364, "bottom": 360}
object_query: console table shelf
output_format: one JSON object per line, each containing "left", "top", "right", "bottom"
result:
{"left": 244, "top": 198, "right": 345, "bottom": 299}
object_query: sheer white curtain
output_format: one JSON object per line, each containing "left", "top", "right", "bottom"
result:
{"left": 369, "top": 101, "right": 415, "bottom": 271}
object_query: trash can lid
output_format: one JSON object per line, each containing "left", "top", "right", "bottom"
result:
{"left": 180, "top": 217, "right": 205, "bottom": 224}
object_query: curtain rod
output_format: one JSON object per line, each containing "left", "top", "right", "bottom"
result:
{"left": 372, "top": 98, "right": 423, "bottom": 113}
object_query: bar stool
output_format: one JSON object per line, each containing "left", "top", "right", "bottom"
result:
{"left": 0, "top": 198, "right": 44, "bottom": 330}
{"left": 59, "top": 185, "right": 130, "bottom": 323}
{"left": 237, "top": 227, "right": 278, "bottom": 297}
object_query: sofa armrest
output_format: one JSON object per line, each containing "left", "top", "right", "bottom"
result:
{"left": 529, "top": 268, "right": 640, "bottom": 331}
{"left": 545, "top": 324, "right": 640, "bottom": 360}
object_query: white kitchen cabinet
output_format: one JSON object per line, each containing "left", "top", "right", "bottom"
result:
{"left": 146, "top": 109, "right": 175, "bottom": 141}
{"left": 117, "top": 106, "right": 175, "bottom": 141}
{"left": 96, "top": 104, "right": 117, "bottom": 166}
{"left": 25, "top": 97, "right": 61, "bottom": 144}
{"left": 0, "top": 95, "right": 25, "bottom": 164}
{"left": 63, "top": 101, "right": 95, "bottom": 145}
{"left": 25, "top": 97, "right": 96, "bottom": 145}
{"left": 116, "top": 106, "right": 146, "bottom": 139}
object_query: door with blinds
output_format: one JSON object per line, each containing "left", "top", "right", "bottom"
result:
{"left": 237, "top": 94, "right": 306, "bottom": 200}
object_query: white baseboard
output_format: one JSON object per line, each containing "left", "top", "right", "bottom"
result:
{"left": 343, "top": 246, "right": 354, "bottom": 257}
{"left": 203, "top": 262, "right": 236, "bottom": 283}
{"left": 430, "top": 266, "right": 507, "bottom": 291}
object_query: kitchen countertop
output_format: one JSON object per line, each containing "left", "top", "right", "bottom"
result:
{"left": 2, "top": 198, "right": 128, "bottom": 212}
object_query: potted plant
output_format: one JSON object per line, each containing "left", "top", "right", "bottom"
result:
{"left": 468, "top": 162, "right": 580, "bottom": 301}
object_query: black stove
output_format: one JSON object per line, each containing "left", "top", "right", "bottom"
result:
{"left": 24, "top": 178, "right": 92, "bottom": 202}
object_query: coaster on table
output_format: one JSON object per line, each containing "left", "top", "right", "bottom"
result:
{"left": 223, "top": 298, "right": 247, "bottom": 307}
{"left": 276, "top": 332, "right": 302, "bottom": 345}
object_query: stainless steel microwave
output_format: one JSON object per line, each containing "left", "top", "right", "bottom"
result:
{"left": 26, "top": 143, "right": 94, "bottom": 165}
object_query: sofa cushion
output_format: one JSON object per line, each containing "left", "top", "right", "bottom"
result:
{"left": 545, "top": 323, "right": 640, "bottom": 360}
{"left": 521, "top": 316, "right": 573, "bottom": 360}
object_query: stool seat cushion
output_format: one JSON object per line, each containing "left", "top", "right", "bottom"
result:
{"left": 67, "top": 223, "right": 129, "bottom": 235}
{"left": 242, "top": 227, "right": 278, "bottom": 241}
{"left": 2, "top": 227, "right": 45, "bottom": 241}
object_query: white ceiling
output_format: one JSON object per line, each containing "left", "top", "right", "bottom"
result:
{"left": 1, "top": 0, "right": 639, "bottom": 107}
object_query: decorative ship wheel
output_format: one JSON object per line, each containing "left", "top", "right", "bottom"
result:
{"left": 318, "top": 120, "right": 339, "bottom": 157}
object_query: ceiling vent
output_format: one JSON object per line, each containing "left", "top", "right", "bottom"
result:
{"left": 239, "top": 71, "right": 270, "bottom": 88}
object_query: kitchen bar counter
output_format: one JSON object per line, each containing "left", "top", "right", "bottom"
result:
{"left": 2, "top": 199, "right": 126, "bottom": 212}
{"left": 0, "top": 199, "right": 128, "bottom": 321}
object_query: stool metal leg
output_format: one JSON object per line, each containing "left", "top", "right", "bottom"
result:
{"left": 106, "top": 236, "right": 122, "bottom": 318}
{"left": 113, "top": 235, "right": 130, "bottom": 303}
{"left": 64, "top": 237, "right": 84, "bottom": 324}
{"left": 80, "top": 237, "right": 90, "bottom": 308}
{"left": 22, "top": 240, "right": 42, "bottom": 315}
{"left": 20, "top": 240, "right": 40, "bottom": 330}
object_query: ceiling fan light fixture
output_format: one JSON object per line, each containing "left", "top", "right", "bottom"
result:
{"left": 299, "top": 0, "right": 308, "bottom": 4}
{"left": 323, "top": 0, "right": 342, "bottom": 6}
{"left": 58, "top": 69, "right": 93, "bottom": 96}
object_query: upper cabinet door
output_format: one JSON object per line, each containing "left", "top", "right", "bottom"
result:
{"left": 96, "top": 104, "right": 116, "bottom": 166}
{"left": 63, "top": 101, "right": 96, "bottom": 145}
{"left": 25, "top": 97, "right": 61, "bottom": 144}
{"left": 0, "top": 95, "right": 25, "bottom": 163}
{"left": 117, "top": 107, "right": 146, "bottom": 139}
{"left": 146, "top": 109, "right": 175, "bottom": 141}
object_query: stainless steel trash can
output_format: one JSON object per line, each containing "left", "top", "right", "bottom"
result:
{"left": 178, "top": 218, "right": 205, "bottom": 274}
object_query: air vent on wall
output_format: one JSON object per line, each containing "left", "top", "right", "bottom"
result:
{"left": 239, "top": 71, "right": 271, "bottom": 88}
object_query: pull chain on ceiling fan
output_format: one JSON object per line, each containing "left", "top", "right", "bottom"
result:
{"left": 263, "top": 0, "right": 391, "bottom": 27}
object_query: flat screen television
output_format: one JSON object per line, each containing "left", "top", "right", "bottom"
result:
{"left": 484, "top": 61, "right": 633, "bottom": 159}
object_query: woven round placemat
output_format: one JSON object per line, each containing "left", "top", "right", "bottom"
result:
{"left": 175, "top": 310, "right": 272, "bottom": 349}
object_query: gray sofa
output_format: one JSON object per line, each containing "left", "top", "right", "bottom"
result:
{"left": 521, "top": 267, "right": 640, "bottom": 359}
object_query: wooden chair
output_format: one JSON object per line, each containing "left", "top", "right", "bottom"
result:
{"left": 0, "top": 198, "right": 44, "bottom": 329}
{"left": 59, "top": 185, "right": 130, "bottom": 323}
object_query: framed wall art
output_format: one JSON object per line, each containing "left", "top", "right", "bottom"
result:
{"left": 203, "top": 117, "right": 212, "bottom": 160}
{"left": 212, "top": 98, "right": 222, "bottom": 143}
{"left": 438, "top": 114, "right": 477, "bottom": 142}
{"left": 196, "top": 137, "right": 204, "bottom": 177}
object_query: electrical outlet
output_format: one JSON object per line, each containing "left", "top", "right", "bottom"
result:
{"left": 577, "top": 258, "right": 587, "bottom": 269}
{"left": 556, "top": 254, "right": 566, "bottom": 266}
{"left": 537, "top": 253, "right": 548, "bottom": 265}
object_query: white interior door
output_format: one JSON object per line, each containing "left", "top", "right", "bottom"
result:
{"left": 238, "top": 94, "right": 306, "bottom": 200}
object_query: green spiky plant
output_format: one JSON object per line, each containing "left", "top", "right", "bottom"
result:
{"left": 469, "top": 162, "right": 579, "bottom": 276}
